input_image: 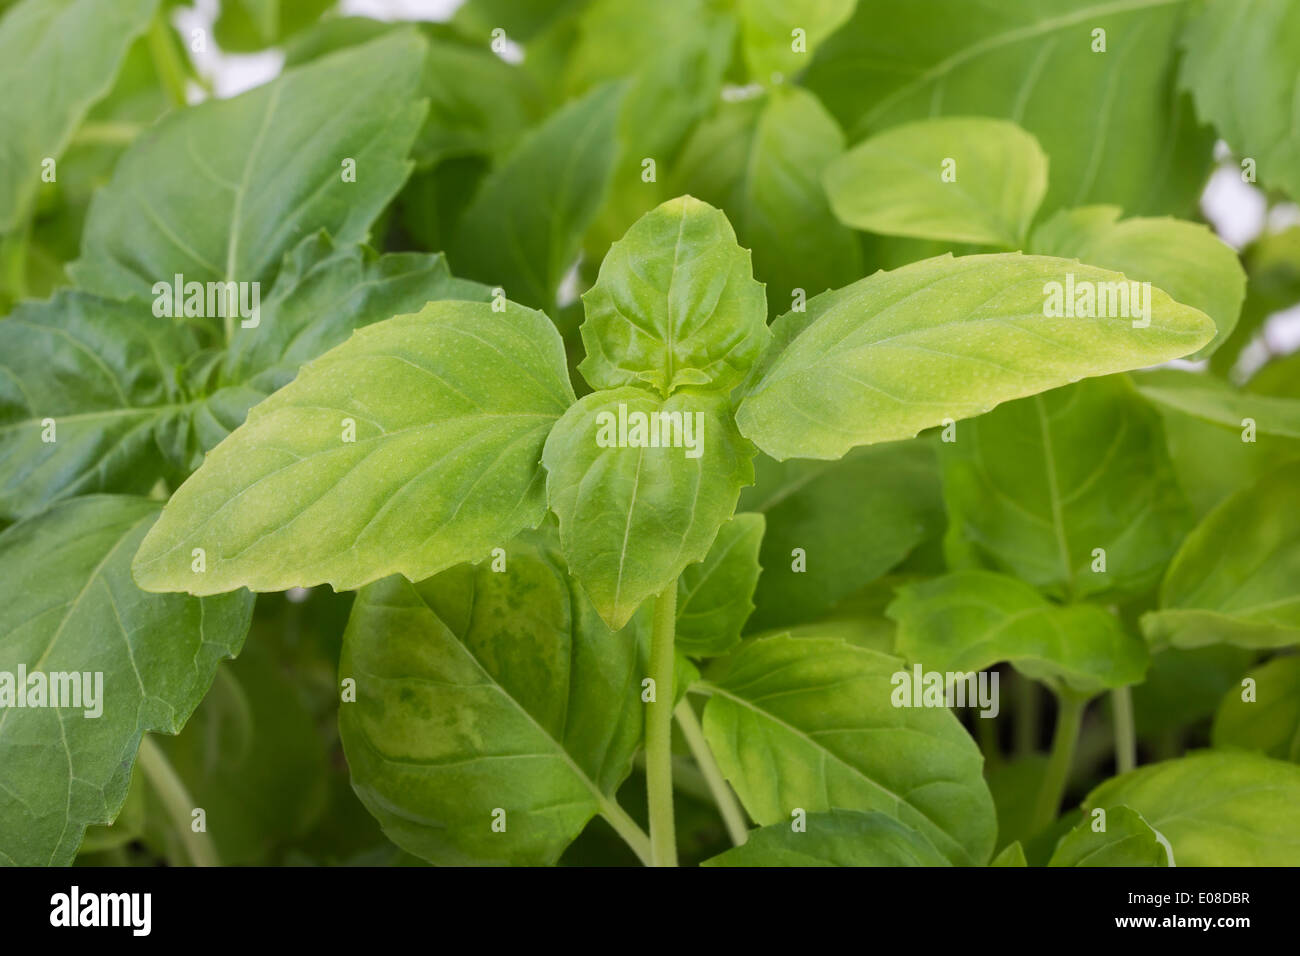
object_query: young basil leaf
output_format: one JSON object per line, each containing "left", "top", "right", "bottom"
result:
{"left": 565, "top": 0, "right": 734, "bottom": 257}
{"left": 339, "top": 537, "right": 644, "bottom": 866}
{"left": 1142, "top": 460, "right": 1300, "bottom": 650}
{"left": 701, "top": 634, "right": 997, "bottom": 865}
{"left": 1180, "top": 0, "right": 1300, "bottom": 202}
{"left": 70, "top": 31, "right": 427, "bottom": 305}
{"left": 703, "top": 809, "right": 949, "bottom": 867}
{"left": 736, "top": 0, "right": 856, "bottom": 82}
{"left": 676, "top": 512, "right": 764, "bottom": 658}
{"left": 673, "top": 87, "right": 862, "bottom": 316}
{"left": 940, "top": 376, "right": 1192, "bottom": 601}
{"left": 578, "top": 196, "right": 769, "bottom": 394}
{"left": 218, "top": 232, "right": 490, "bottom": 397}
{"left": 1048, "top": 805, "right": 1170, "bottom": 867}
{"left": 1212, "top": 656, "right": 1300, "bottom": 763}
{"left": 824, "top": 117, "right": 1049, "bottom": 248}
{"left": 735, "top": 253, "right": 1216, "bottom": 461}
{"left": 1134, "top": 369, "right": 1300, "bottom": 518}
{"left": 542, "top": 387, "right": 756, "bottom": 629}
{"left": 0, "top": 0, "right": 156, "bottom": 231}
{"left": 132, "top": 300, "right": 575, "bottom": 595}
{"left": 889, "top": 570, "right": 1148, "bottom": 694}
{"left": 449, "top": 81, "right": 626, "bottom": 312}
{"left": 0, "top": 291, "right": 201, "bottom": 521}
{"left": 739, "top": 438, "right": 944, "bottom": 630}
{"left": 1032, "top": 206, "right": 1246, "bottom": 358}
{"left": 1082, "top": 751, "right": 1300, "bottom": 865}
{"left": 1133, "top": 368, "right": 1300, "bottom": 440}
{"left": 187, "top": 234, "right": 491, "bottom": 463}
{"left": 990, "top": 842, "right": 1028, "bottom": 866}
{"left": 807, "top": 0, "right": 1213, "bottom": 217}
{"left": 0, "top": 495, "right": 254, "bottom": 866}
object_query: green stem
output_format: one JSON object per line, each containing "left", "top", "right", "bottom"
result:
{"left": 1, "top": 218, "right": 30, "bottom": 308}
{"left": 1032, "top": 692, "right": 1088, "bottom": 833}
{"left": 70, "top": 121, "right": 145, "bottom": 148}
{"left": 136, "top": 735, "right": 220, "bottom": 867}
{"left": 1015, "top": 673, "right": 1040, "bottom": 756}
{"left": 597, "top": 799, "right": 653, "bottom": 866}
{"left": 147, "top": 12, "right": 189, "bottom": 108}
{"left": 976, "top": 707, "right": 1002, "bottom": 771}
{"left": 646, "top": 586, "right": 678, "bottom": 867}
{"left": 675, "top": 699, "right": 748, "bottom": 847}
{"left": 1111, "top": 685, "right": 1136, "bottom": 775}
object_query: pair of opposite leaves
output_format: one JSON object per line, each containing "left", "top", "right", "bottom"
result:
{"left": 132, "top": 194, "right": 1216, "bottom": 630}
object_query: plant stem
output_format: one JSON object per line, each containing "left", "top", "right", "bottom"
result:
{"left": 1032, "top": 692, "right": 1088, "bottom": 833}
{"left": 674, "top": 699, "right": 748, "bottom": 847}
{"left": 646, "top": 586, "right": 678, "bottom": 867}
{"left": 975, "top": 707, "right": 1002, "bottom": 771}
{"left": 0, "top": 218, "right": 30, "bottom": 308}
{"left": 597, "top": 799, "right": 652, "bottom": 866}
{"left": 147, "top": 12, "right": 189, "bottom": 108}
{"left": 136, "top": 735, "right": 220, "bottom": 867}
{"left": 1111, "top": 685, "right": 1136, "bottom": 774}
{"left": 1015, "top": 673, "right": 1040, "bottom": 756}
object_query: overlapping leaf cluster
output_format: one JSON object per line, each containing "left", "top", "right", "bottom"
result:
{"left": 1, "top": 0, "right": 1298, "bottom": 869}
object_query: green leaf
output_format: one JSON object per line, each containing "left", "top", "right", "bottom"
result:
{"left": 1227, "top": 227, "right": 1300, "bottom": 382}
{"left": 825, "top": 117, "right": 1048, "bottom": 247}
{"left": 132, "top": 300, "right": 575, "bottom": 595}
{"left": 672, "top": 87, "right": 862, "bottom": 314}
{"left": 1143, "top": 460, "right": 1300, "bottom": 650}
{"left": 703, "top": 808, "right": 948, "bottom": 866}
{"left": 452, "top": 0, "right": 587, "bottom": 44}
{"left": 0, "top": 495, "right": 253, "bottom": 866}
{"left": 413, "top": 36, "right": 542, "bottom": 168}
{"left": 676, "top": 513, "right": 764, "bottom": 658}
{"left": 1048, "top": 805, "right": 1170, "bottom": 866}
{"left": 1213, "top": 656, "right": 1300, "bottom": 762}
{"left": 889, "top": 570, "right": 1148, "bottom": 694}
{"left": 69, "top": 32, "right": 427, "bottom": 305}
{"left": 213, "top": 0, "right": 331, "bottom": 52}
{"left": 739, "top": 438, "right": 943, "bottom": 630}
{"left": 806, "top": 0, "right": 1213, "bottom": 217}
{"left": 940, "top": 376, "right": 1192, "bottom": 601}
{"left": 338, "top": 536, "right": 644, "bottom": 865}
{"left": 735, "top": 253, "right": 1216, "bottom": 461}
{"left": 578, "top": 196, "right": 769, "bottom": 394}
{"left": 0, "top": 291, "right": 201, "bottom": 521}
{"left": 1132, "top": 645, "right": 1254, "bottom": 740}
{"left": 1032, "top": 206, "right": 1246, "bottom": 358}
{"left": 701, "top": 634, "right": 997, "bottom": 865}
{"left": 986, "top": 754, "right": 1049, "bottom": 853}
{"left": 1082, "top": 751, "right": 1300, "bottom": 865}
{"left": 737, "top": 0, "right": 857, "bottom": 82}
{"left": 542, "top": 387, "right": 755, "bottom": 629}
{"left": 990, "top": 841, "right": 1027, "bottom": 866}
{"left": 0, "top": 0, "right": 157, "bottom": 231}
{"left": 217, "top": 231, "right": 490, "bottom": 394}
{"left": 449, "top": 81, "right": 625, "bottom": 312}
{"left": 1134, "top": 369, "right": 1300, "bottom": 517}
{"left": 1133, "top": 368, "right": 1300, "bottom": 439}
{"left": 1180, "top": 0, "right": 1300, "bottom": 202}
{"left": 564, "top": 0, "right": 734, "bottom": 257}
